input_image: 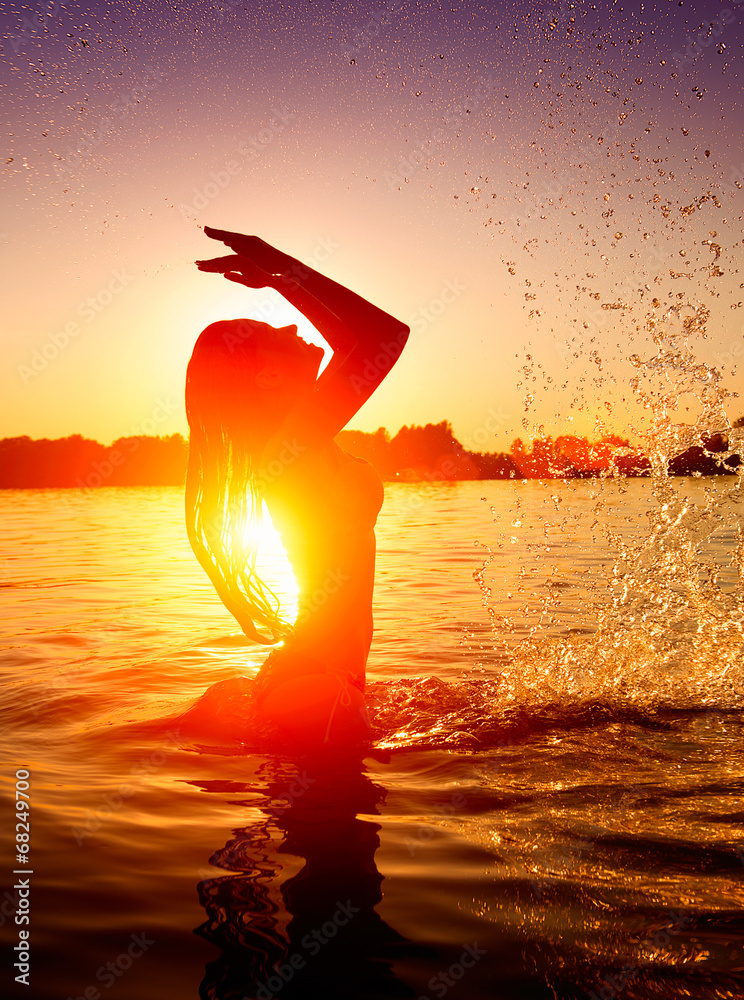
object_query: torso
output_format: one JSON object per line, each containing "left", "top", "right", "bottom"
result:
{"left": 261, "top": 440, "right": 384, "bottom": 685}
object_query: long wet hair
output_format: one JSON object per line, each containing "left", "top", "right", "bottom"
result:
{"left": 185, "top": 319, "right": 294, "bottom": 643}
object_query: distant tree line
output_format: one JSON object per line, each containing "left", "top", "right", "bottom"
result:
{"left": 0, "top": 434, "right": 188, "bottom": 488}
{"left": 0, "top": 420, "right": 741, "bottom": 488}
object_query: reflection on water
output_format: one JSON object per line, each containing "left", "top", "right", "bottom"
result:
{"left": 0, "top": 476, "right": 743, "bottom": 999}
{"left": 194, "top": 756, "right": 417, "bottom": 1000}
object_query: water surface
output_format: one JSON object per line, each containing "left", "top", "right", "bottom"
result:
{"left": 1, "top": 480, "right": 743, "bottom": 1000}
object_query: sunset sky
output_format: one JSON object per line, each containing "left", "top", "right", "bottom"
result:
{"left": 2, "top": 0, "right": 743, "bottom": 452}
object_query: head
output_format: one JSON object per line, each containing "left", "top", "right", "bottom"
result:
{"left": 185, "top": 318, "right": 323, "bottom": 642}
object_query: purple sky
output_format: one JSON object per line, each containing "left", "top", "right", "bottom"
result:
{"left": 2, "top": 0, "right": 743, "bottom": 450}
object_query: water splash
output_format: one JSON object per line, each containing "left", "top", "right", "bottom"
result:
{"left": 475, "top": 298, "right": 744, "bottom": 723}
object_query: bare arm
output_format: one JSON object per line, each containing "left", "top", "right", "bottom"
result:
{"left": 197, "top": 229, "right": 410, "bottom": 443}
{"left": 202, "top": 227, "right": 406, "bottom": 353}
{"left": 275, "top": 257, "right": 406, "bottom": 356}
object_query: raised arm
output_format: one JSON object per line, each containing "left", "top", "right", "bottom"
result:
{"left": 197, "top": 229, "right": 410, "bottom": 444}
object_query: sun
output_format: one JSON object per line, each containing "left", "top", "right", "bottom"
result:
{"left": 248, "top": 503, "right": 299, "bottom": 618}
{"left": 187, "top": 281, "right": 329, "bottom": 362}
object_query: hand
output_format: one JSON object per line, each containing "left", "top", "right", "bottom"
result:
{"left": 203, "top": 227, "right": 296, "bottom": 275}
{"left": 194, "top": 254, "right": 274, "bottom": 289}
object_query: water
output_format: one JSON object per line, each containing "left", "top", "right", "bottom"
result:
{"left": 1, "top": 476, "right": 743, "bottom": 1000}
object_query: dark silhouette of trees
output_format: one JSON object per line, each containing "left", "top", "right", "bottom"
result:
{"left": 1, "top": 422, "right": 741, "bottom": 488}
{"left": 104, "top": 435, "right": 188, "bottom": 486}
{"left": 667, "top": 432, "right": 739, "bottom": 476}
{"left": 336, "top": 427, "right": 394, "bottom": 477}
{"left": 0, "top": 434, "right": 107, "bottom": 488}
{"left": 508, "top": 434, "right": 651, "bottom": 479}
{"left": 467, "top": 451, "right": 521, "bottom": 479}
{"left": 338, "top": 422, "right": 517, "bottom": 480}
{"left": 510, "top": 437, "right": 576, "bottom": 479}
{"left": 0, "top": 434, "right": 188, "bottom": 488}
{"left": 387, "top": 421, "right": 480, "bottom": 480}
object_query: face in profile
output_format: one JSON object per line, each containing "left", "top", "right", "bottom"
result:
{"left": 186, "top": 319, "right": 325, "bottom": 442}
{"left": 252, "top": 323, "right": 325, "bottom": 399}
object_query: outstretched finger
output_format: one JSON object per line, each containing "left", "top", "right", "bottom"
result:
{"left": 195, "top": 254, "right": 244, "bottom": 271}
{"left": 223, "top": 270, "right": 270, "bottom": 288}
{"left": 204, "top": 226, "right": 250, "bottom": 249}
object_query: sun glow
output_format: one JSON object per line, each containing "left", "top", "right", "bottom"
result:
{"left": 251, "top": 503, "right": 299, "bottom": 620}
{"left": 184, "top": 280, "right": 329, "bottom": 361}
{"left": 238, "top": 502, "right": 284, "bottom": 552}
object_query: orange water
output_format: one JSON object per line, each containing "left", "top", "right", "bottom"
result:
{"left": 1, "top": 480, "right": 743, "bottom": 1000}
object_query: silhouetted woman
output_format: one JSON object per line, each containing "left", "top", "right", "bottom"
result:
{"left": 185, "top": 228, "right": 409, "bottom": 744}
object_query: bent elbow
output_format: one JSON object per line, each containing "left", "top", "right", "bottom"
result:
{"left": 383, "top": 323, "right": 410, "bottom": 366}
{"left": 389, "top": 322, "right": 410, "bottom": 355}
